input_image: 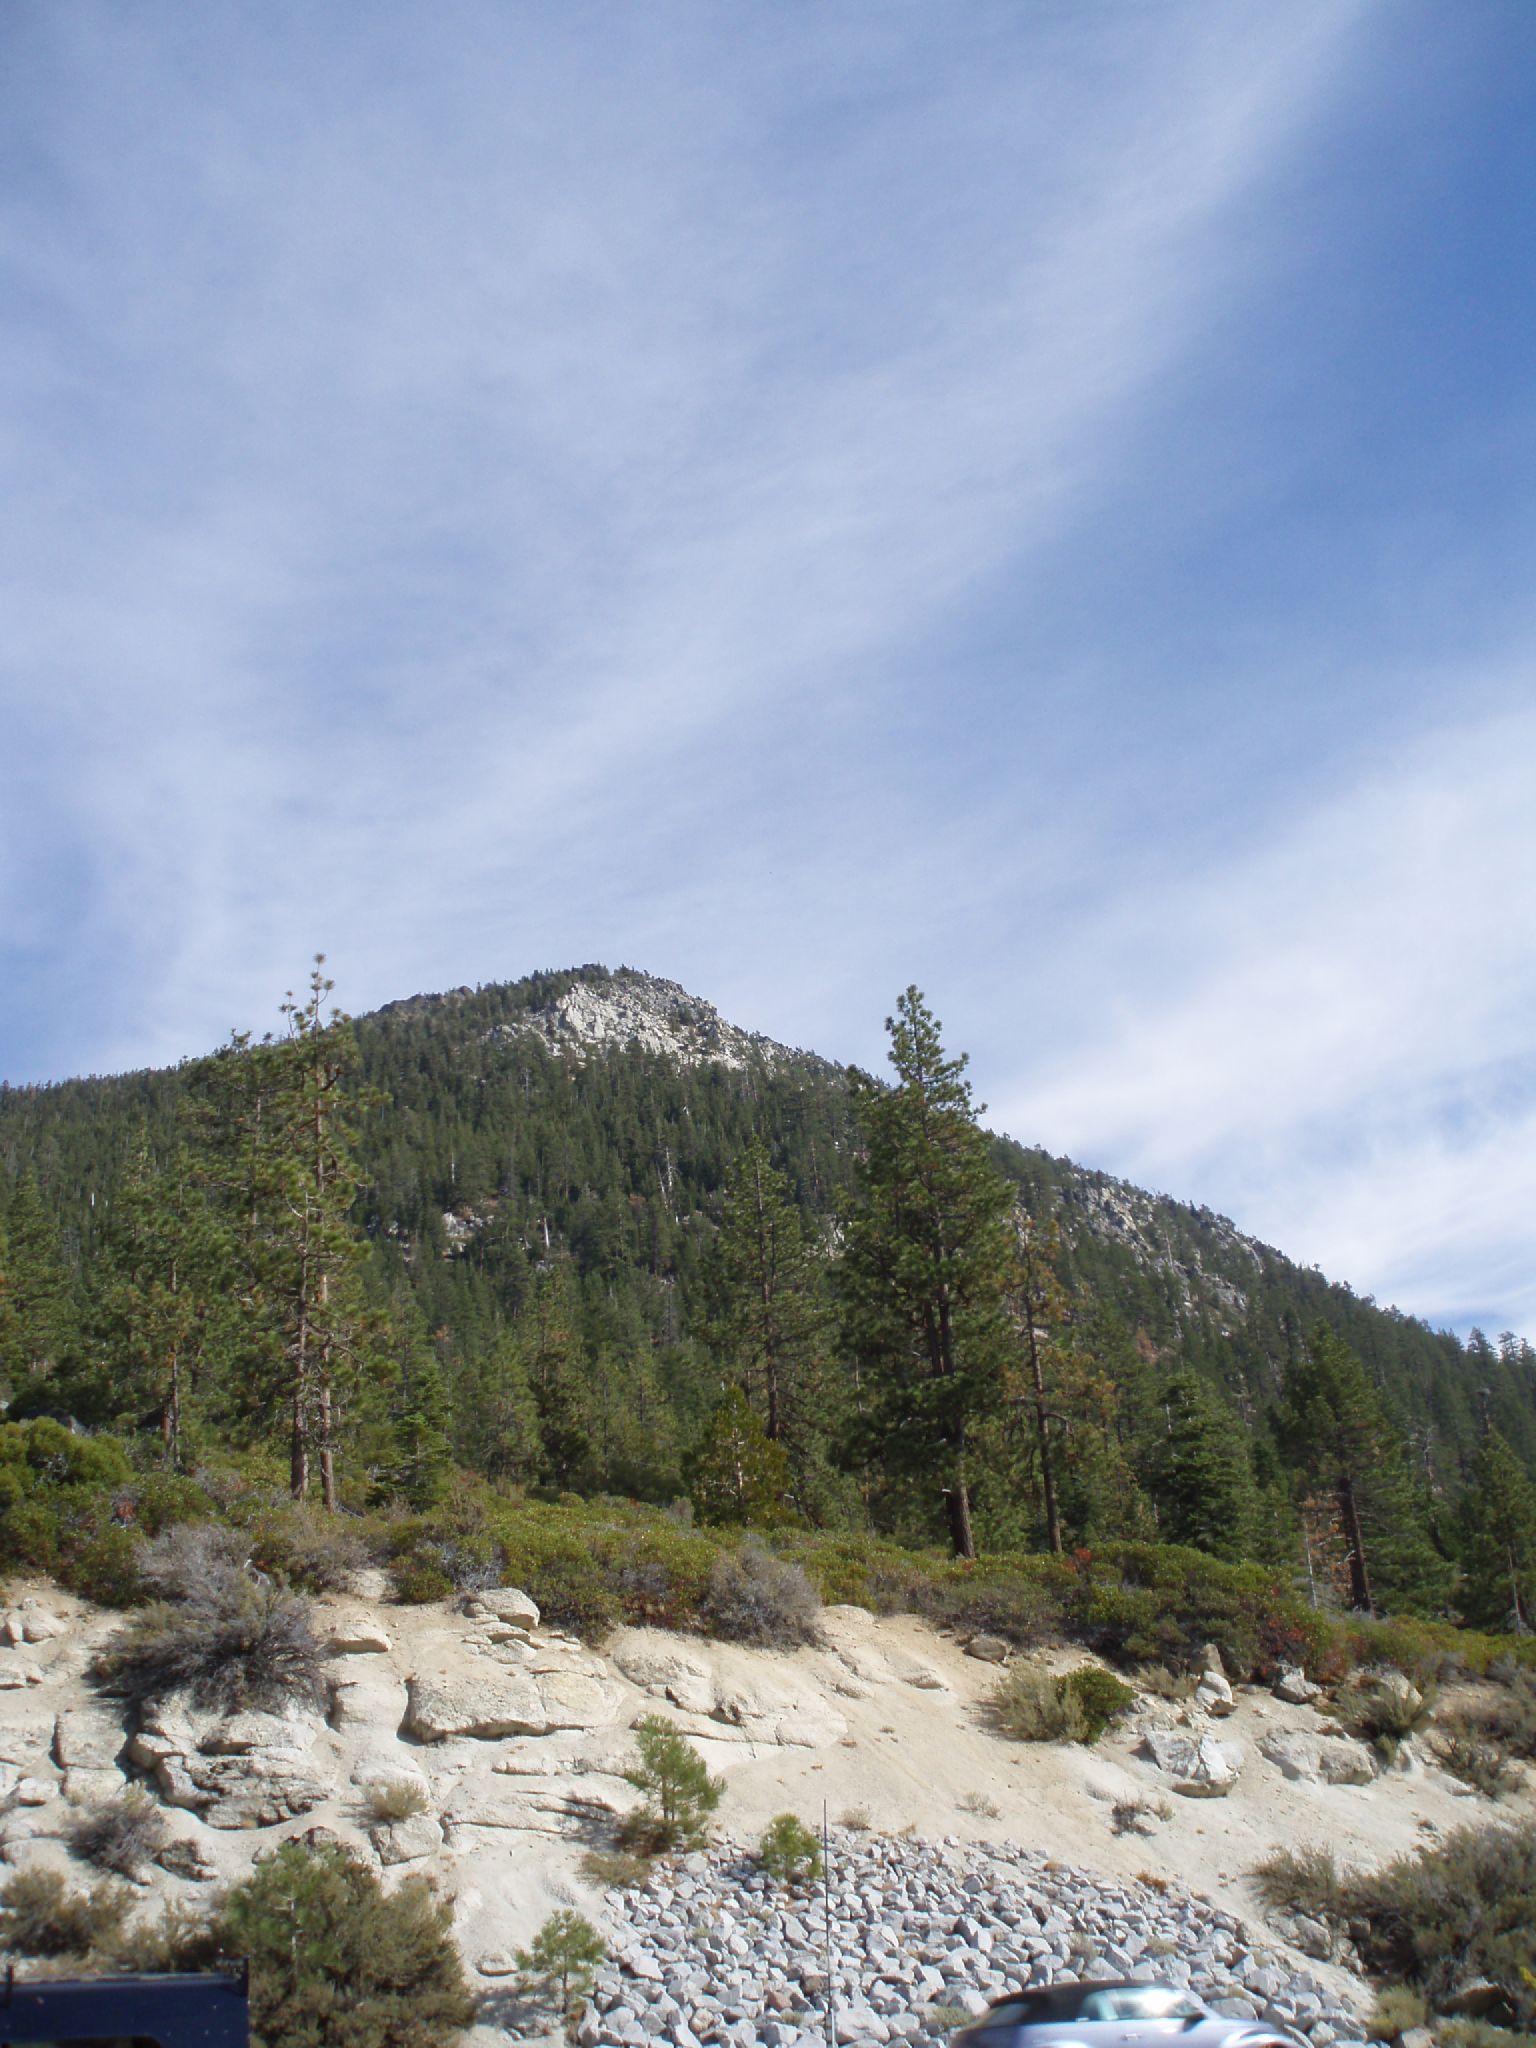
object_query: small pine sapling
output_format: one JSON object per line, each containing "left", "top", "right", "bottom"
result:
{"left": 515, "top": 1909, "right": 607, "bottom": 2021}
{"left": 619, "top": 1715, "right": 724, "bottom": 1852}
{"left": 757, "top": 1813, "right": 822, "bottom": 1884}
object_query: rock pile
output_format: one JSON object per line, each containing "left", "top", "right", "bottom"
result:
{"left": 579, "top": 1835, "right": 1369, "bottom": 2048}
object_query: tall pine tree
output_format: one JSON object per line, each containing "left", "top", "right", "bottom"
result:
{"left": 838, "top": 989, "right": 1014, "bottom": 1559}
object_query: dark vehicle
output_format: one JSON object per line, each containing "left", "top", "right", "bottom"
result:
{"left": 951, "top": 1982, "right": 1303, "bottom": 2048}
{"left": 0, "top": 1967, "right": 248, "bottom": 2046}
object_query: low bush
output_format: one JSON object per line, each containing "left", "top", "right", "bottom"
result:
{"left": 93, "top": 1574, "right": 325, "bottom": 1714}
{"left": 579, "top": 1848, "right": 652, "bottom": 1890}
{"left": 363, "top": 1777, "right": 431, "bottom": 1823}
{"left": 1368, "top": 1987, "right": 1428, "bottom": 2039}
{"left": 1337, "top": 1671, "right": 1437, "bottom": 1761}
{"left": 1250, "top": 1843, "right": 1347, "bottom": 1921}
{"left": 990, "top": 1662, "right": 1132, "bottom": 1744}
{"left": 1431, "top": 1713, "right": 1523, "bottom": 1800}
{"left": 700, "top": 1537, "right": 821, "bottom": 1647}
{"left": 990, "top": 1665, "right": 1088, "bottom": 1744}
{"left": 0, "top": 1867, "right": 132, "bottom": 1958}
{"left": 1111, "top": 1795, "right": 1170, "bottom": 1837}
{"left": 758, "top": 1813, "right": 822, "bottom": 1884}
{"left": 1348, "top": 1822, "right": 1536, "bottom": 2029}
{"left": 66, "top": 1787, "right": 169, "bottom": 1879}
{"left": 1064, "top": 1665, "right": 1136, "bottom": 1740}
{"left": 247, "top": 1502, "right": 371, "bottom": 1593}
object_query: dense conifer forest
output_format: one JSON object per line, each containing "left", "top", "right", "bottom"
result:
{"left": 1, "top": 962, "right": 1533, "bottom": 1632}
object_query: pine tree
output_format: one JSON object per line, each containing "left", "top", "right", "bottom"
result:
{"left": 87, "top": 1136, "right": 236, "bottom": 1465}
{"left": 216, "top": 961, "right": 380, "bottom": 1508}
{"left": 1277, "top": 1323, "right": 1449, "bottom": 1615}
{"left": 701, "top": 1135, "right": 830, "bottom": 1506}
{"left": 0, "top": 1173, "right": 77, "bottom": 1392}
{"left": 1004, "top": 1211, "right": 1071, "bottom": 1554}
{"left": 838, "top": 988, "right": 1014, "bottom": 1559}
{"left": 1459, "top": 1428, "right": 1536, "bottom": 1633}
{"left": 685, "top": 1383, "right": 792, "bottom": 1526}
{"left": 1149, "top": 1369, "right": 1260, "bottom": 1560}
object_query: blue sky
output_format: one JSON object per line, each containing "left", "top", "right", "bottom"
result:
{"left": 3, "top": 3, "right": 1534, "bottom": 1338}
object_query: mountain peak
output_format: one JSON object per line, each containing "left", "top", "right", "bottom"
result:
{"left": 484, "top": 966, "right": 798, "bottom": 1071}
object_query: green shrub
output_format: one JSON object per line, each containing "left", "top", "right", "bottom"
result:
{"left": 1064, "top": 1666, "right": 1136, "bottom": 1741}
{"left": 514, "top": 1909, "right": 606, "bottom": 2018}
{"left": 1347, "top": 1822, "right": 1536, "bottom": 2028}
{"left": 619, "top": 1715, "right": 724, "bottom": 1852}
{"left": 990, "top": 1662, "right": 1131, "bottom": 1744}
{"left": 391, "top": 1555, "right": 454, "bottom": 1604}
{"left": 0, "top": 1867, "right": 132, "bottom": 1958}
{"left": 247, "top": 1502, "right": 371, "bottom": 1592}
{"left": 212, "top": 1839, "right": 473, "bottom": 2048}
{"left": 700, "top": 1538, "right": 821, "bottom": 1647}
{"left": 758, "top": 1813, "right": 823, "bottom": 1884}
{"left": 67, "top": 1787, "right": 169, "bottom": 1879}
{"left": 990, "top": 1665, "right": 1088, "bottom": 1744}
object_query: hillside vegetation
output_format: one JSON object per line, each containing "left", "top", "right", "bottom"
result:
{"left": 1, "top": 962, "right": 1534, "bottom": 1637}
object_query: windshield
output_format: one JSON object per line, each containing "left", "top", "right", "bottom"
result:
{"left": 1079, "top": 1991, "right": 1205, "bottom": 2022}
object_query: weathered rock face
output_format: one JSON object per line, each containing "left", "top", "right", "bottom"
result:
{"left": 128, "top": 1700, "right": 333, "bottom": 1830}
{"left": 402, "top": 1670, "right": 548, "bottom": 1742}
{"left": 1259, "top": 1731, "right": 1378, "bottom": 1787}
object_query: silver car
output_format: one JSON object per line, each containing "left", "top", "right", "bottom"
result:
{"left": 951, "top": 1982, "right": 1302, "bottom": 2048}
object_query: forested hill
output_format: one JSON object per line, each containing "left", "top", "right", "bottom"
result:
{"left": 1, "top": 964, "right": 1534, "bottom": 1608}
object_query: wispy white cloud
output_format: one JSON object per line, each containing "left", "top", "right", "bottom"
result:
{"left": 997, "top": 696, "right": 1536, "bottom": 1332}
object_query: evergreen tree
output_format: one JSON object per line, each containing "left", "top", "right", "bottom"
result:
{"left": 211, "top": 1838, "right": 473, "bottom": 2047}
{"left": 519, "top": 1258, "right": 594, "bottom": 1488}
{"left": 701, "top": 1134, "right": 831, "bottom": 1508}
{"left": 685, "top": 1384, "right": 792, "bottom": 1526}
{"left": 1004, "top": 1211, "right": 1071, "bottom": 1554}
{"left": 838, "top": 989, "right": 1014, "bottom": 1558}
{"left": 1459, "top": 1428, "right": 1536, "bottom": 1633}
{"left": 455, "top": 1327, "right": 544, "bottom": 1483}
{"left": 87, "top": 1137, "right": 236, "bottom": 1465}
{"left": 217, "top": 961, "right": 380, "bottom": 1508}
{"left": 1148, "top": 1369, "right": 1260, "bottom": 1560}
{"left": 1278, "top": 1323, "right": 1449, "bottom": 1615}
{"left": 0, "top": 1173, "right": 76, "bottom": 1393}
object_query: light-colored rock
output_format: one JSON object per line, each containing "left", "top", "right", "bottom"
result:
{"left": 538, "top": 1670, "right": 622, "bottom": 1730}
{"left": 1142, "top": 1727, "right": 1242, "bottom": 1795}
{"left": 964, "top": 1635, "right": 1011, "bottom": 1665}
{"left": 1274, "top": 1665, "right": 1320, "bottom": 1704}
{"left": 373, "top": 1812, "right": 444, "bottom": 1864}
{"left": 473, "top": 1587, "right": 541, "bottom": 1629}
{"left": 52, "top": 1705, "right": 126, "bottom": 1772}
{"left": 402, "top": 1670, "right": 547, "bottom": 1741}
{"left": 325, "top": 1614, "right": 393, "bottom": 1656}
{"left": 1260, "top": 1731, "right": 1322, "bottom": 1782}
{"left": 1195, "top": 1672, "right": 1235, "bottom": 1717}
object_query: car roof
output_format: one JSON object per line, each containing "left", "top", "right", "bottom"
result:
{"left": 988, "top": 1983, "right": 1189, "bottom": 2020}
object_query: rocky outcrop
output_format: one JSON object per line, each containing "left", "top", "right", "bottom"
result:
{"left": 128, "top": 1701, "right": 332, "bottom": 1830}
